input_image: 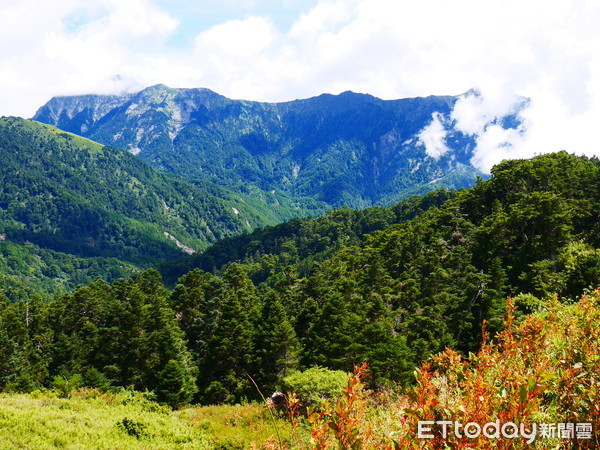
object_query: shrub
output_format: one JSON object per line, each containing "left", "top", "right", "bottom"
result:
{"left": 281, "top": 367, "right": 348, "bottom": 409}
{"left": 302, "top": 290, "right": 600, "bottom": 448}
{"left": 116, "top": 417, "right": 149, "bottom": 439}
{"left": 50, "top": 374, "right": 83, "bottom": 398}
{"left": 82, "top": 367, "right": 111, "bottom": 391}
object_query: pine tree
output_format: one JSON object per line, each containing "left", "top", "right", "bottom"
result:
{"left": 197, "top": 265, "right": 256, "bottom": 403}
{"left": 155, "top": 359, "right": 195, "bottom": 408}
{"left": 252, "top": 292, "right": 300, "bottom": 392}
{"left": 82, "top": 367, "right": 110, "bottom": 391}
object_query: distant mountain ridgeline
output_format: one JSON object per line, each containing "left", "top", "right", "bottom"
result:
{"left": 32, "top": 85, "right": 509, "bottom": 210}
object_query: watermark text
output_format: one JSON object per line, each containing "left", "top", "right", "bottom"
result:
{"left": 418, "top": 420, "right": 593, "bottom": 443}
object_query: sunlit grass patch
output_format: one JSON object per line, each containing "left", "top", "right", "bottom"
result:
{"left": 0, "top": 391, "right": 211, "bottom": 449}
{"left": 181, "top": 403, "right": 294, "bottom": 448}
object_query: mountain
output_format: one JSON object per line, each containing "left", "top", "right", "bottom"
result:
{"left": 33, "top": 85, "right": 508, "bottom": 210}
{"left": 0, "top": 117, "right": 307, "bottom": 298}
{"left": 160, "top": 151, "right": 600, "bottom": 308}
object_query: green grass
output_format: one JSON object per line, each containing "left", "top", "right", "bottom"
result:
{"left": 0, "top": 390, "right": 292, "bottom": 449}
{"left": 180, "top": 403, "right": 294, "bottom": 449}
{"left": 0, "top": 390, "right": 209, "bottom": 449}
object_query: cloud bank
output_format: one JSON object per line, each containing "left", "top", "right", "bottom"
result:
{"left": 1, "top": 0, "right": 599, "bottom": 172}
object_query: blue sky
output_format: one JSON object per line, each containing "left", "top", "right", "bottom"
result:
{"left": 1, "top": 0, "right": 599, "bottom": 171}
{"left": 154, "top": 0, "right": 319, "bottom": 48}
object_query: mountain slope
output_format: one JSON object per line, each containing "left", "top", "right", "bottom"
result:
{"left": 1, "top": 151, "right": 599, "bottom": 408}
{"left": 0, "top": 117, "right": 309, "bottom": 297}
{"left": 33, "top": 86, "right": 505, "bottom": 209}
{"left": 158, "top": 188, "right": 455, "bottom": 286}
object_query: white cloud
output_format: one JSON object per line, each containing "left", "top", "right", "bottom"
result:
{"left": 469, "top": 124, "right": 530, "bottom": 174}
{"left": 451, "top": 91, "right": 521, "bottom": 137}
{"left": 0, "top": 0, "right": 178, "bottom": 117}
{"left": 1, "top": 0, "right": 600, "bottom": 172}
{"left": 419, "top": 113, "right": 450, "bottom": 159}
{"left": 446, "top": 90, "right": 528, "bottom": 172}
{"left": 194, "top": 16, "right": 277, "bottom": 57}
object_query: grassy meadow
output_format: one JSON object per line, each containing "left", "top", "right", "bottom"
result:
{"left": 0, "top": 390, "right": 291, "bottom": 449}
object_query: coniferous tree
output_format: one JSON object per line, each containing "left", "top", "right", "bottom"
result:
{"left": 82, "top": 367, "right": 110, "bottom": 391}
{"left": 251, "top": 292, "right": 300, "bottom": 393}
{"left": 155, "top": 359, "right": 196, "bottom": 408}
{"left": 199, "top": 290, "right": 254, "bottom": 403}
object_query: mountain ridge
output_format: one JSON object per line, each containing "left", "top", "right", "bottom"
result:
{"left": 33, "top": 85, "right": 501, "bottom": 210}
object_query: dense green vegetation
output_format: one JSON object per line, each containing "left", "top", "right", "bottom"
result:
{"left": 0, "top": 390, "right": 213, "bottom": 448}
{"left": 0, "top": 117, "right": 326, "bottom": 299}
{"left": 158, "top": 187, "right": 454, "bottom": 285}
{"left": 0, "top": 116, "right": 267, "bottom": 261}
{"left": 0, "top": 239, "right": 137, "bottom": 301}
{"left": 304, "top": 290, "right": 600, "bottom": 448}
{"left": 34, "top": 85, "right": 486, "bottom": 211}
{"left": 1, "top": 152, "right": 599, "bottom": 417}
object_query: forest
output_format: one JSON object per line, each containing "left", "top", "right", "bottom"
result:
{"left": 1, "top": 151, "right": 599, "bottom": 395}
{"left": 1, "top": 151, "right": 599, "bottom": 447}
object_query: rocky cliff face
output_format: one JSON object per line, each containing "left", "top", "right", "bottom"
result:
{"left": 33, "top": 93, "right": 135, "bottom": 135}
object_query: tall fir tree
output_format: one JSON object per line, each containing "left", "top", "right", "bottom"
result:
{"left": 251, "top": 291, "right": 300, "bottom": 393}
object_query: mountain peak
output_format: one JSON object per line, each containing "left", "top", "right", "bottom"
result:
{"left": 146, "top": 83, "right": 170, "bottom": 90}
{"left": 137, "top": 83, "right": 179, "bottom": 97}
{"left": 338, "top": 90, "right": 373, "bottom": 98}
